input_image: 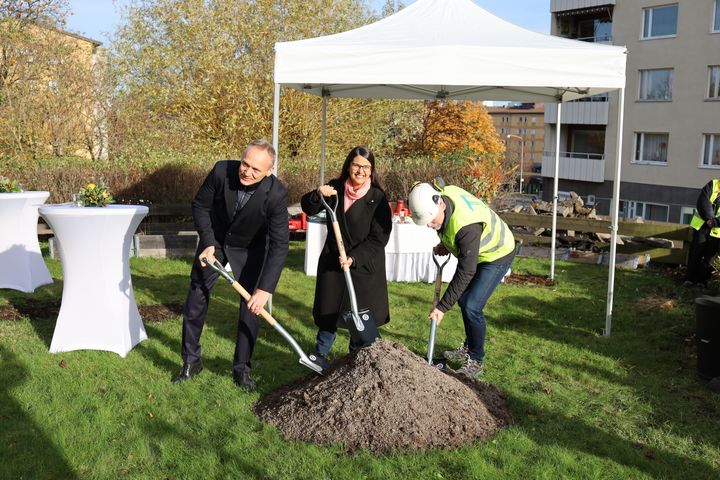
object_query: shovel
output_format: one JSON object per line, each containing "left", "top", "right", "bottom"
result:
{"left": 201, "top": 258, "right": 324, "bottom": 375}
{"left": 427, "top": 252, "right": 450, "bottom": 365}
{"left": 319, "top": 193, "right": 380, "bottom": 346}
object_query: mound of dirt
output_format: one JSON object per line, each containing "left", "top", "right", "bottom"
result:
{"left": 254, "top": 340, "right": 512, "bottom": 453}
{"left": 504, "top": 273, "right": 555, "bottom": 286}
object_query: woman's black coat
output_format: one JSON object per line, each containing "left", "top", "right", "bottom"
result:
{"left": 301, "top": 179, "right": 392, "bottom": 331}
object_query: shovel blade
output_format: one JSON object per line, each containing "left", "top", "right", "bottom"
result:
{"left": 299, "top": 356, "right": 324, "bottom": 375}
{"left": 342, "top": 308, "right": 380, "bottom": 346}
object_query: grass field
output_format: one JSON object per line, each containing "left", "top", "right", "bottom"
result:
{"left": 1, "top": 241, "right": 719, "bottom": 479}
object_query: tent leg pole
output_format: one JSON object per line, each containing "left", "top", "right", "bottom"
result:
{"left": 269, "top": 82, "right": 281, "bottom": 314}
{"left": 605, "top": 88, "right": 625, "bottom": 337}
{"left": 272, "top": 83, "right": 280, "bottom": 176}
{"left": 550, "top": 103, "right": 562, "bottom": 280}
{"left": 321, "top": 94, "right": 327, "bottom": 185}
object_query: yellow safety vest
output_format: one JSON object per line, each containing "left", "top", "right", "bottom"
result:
{"left": 438, "top": 185, "right": 515, "bottom": 263}
{"left": 690, "top": 179, "right": 720, "bottom": 238}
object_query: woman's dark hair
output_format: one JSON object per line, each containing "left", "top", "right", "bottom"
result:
{"left": 337, "top": 146, "right": 383, "bottom": 190}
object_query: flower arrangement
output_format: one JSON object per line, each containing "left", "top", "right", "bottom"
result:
{"left": 0, "top": 175, "right": 23, "bottom": 193}
{"left": 76, "top": 180, "right": 114, "bottom": 207}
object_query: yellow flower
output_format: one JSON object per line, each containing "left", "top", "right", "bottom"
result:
{"left": 87, "top": 183, "right": 96, "bottom": 189}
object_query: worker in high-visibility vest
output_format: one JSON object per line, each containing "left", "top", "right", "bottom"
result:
{"left": 684, "top": 179, "right": 720, "bottom": 288}
{"left": 408, "top": 179, "right": 515, "bottom": 379}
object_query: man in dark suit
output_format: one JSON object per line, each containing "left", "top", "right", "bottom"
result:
{"left": 172, "top": 139, "right": 289, "bottom": 391}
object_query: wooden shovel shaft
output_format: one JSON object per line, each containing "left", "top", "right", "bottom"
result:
{"left": 330, "top": 220, "right": 350, "bottom": 272}
{"left": 228, "top": 280, "right": 277, "bottom": 326}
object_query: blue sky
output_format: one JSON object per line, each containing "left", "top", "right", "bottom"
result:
{"left": 65, "top": 0, "right": 551, "bottom": 45}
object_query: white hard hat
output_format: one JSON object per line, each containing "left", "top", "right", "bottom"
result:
{"left": 408, "top": 182, "right": 441, "bottom": 226}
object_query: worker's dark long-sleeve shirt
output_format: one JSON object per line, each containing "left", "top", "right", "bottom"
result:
{"left": 696, "top": 180, "right": 720, "bottom": 221}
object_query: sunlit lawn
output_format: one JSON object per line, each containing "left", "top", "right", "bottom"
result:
{"left": 1, "top": 241, "right": 719, "bottom": 479}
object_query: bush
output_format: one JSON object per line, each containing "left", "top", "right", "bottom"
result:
{"left": 1, "top": 155, "right": 214, "bottom": 204}
{"left": 1, "top": 148, "right": 514, "bottom": 206}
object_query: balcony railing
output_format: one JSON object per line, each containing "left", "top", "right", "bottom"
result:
{"left": 541, "top": 151, "right": 606, "bottom": 183}
{"left": 573, "top": 35, "right": 613, "bottom": 44}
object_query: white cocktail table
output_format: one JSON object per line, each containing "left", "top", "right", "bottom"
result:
{"left": 0, "top": 191, "right": 53, "bottom": 292}
{"left": 39, "top": 204, "right": 149, "bottom": 357}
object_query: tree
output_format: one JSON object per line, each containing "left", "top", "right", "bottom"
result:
{"left": 111, "top": 1, "right": 366, "bottom": 157}
{"left": 396, "top": 100, "right": 511, "bottom": 200}
{"left": 0, "top": 0, "right": 106, "bottom": 158}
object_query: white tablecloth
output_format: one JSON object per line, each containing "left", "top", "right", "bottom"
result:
{"left": 0, "top": 191, "right": 53, "bottom": 292}
{"left": 39, "top": 204, "right": 149, "bottom": 357}
{"left": 304, "top": 217, "right": 457, "bottom": 283}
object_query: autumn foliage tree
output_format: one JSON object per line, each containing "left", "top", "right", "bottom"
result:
{"left": 399, "top": 100, "right": 511, "bottom": 200}
{"left": 107, "top": 0, "right": 418, "bottom": 167}
{"left": 0, "top": 0, "right": 107, "bottom": 159}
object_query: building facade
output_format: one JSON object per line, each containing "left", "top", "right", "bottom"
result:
{"left": 487, "top": 103, "right": 545, "bottom": 194}
{"left": 544, "top": 0, "right": 720, "bottom": 223}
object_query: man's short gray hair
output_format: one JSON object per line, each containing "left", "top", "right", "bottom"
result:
{"left": 242, "top": 139, "right": 276, "bottom": 165}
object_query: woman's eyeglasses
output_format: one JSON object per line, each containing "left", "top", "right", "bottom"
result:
{"left": 350, "top": 163, "right": 372, "bottom": 172}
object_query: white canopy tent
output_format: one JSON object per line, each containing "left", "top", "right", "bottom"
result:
{"left": 273, "top": 0, "right": 627, "bottom": 335}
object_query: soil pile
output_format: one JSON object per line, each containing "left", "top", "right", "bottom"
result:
{"left": 254, "top": 340, "right": 512, "bottom": 453}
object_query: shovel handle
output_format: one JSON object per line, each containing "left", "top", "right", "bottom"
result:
{"left": 319, "top": 193, "right": 350, "bottom": 272}
{"left": 201, "top": 258, "right": 277, "bottom": 326}
{"left": 432, "top": 254, "right": 450, "bottom": 308}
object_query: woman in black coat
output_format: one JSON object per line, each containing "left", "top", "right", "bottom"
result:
{"left": 300, "top": 146, "right": 392, "bottom": 366}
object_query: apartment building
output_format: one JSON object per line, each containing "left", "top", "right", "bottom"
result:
{"left": 543, "top": 0, "right": 720, "bottom": 223}
{"left": 486, "top": 103, "right": 545, "bottom": 194}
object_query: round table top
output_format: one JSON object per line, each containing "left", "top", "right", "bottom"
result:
{"left": 39, "top": 204, "right": 149, "bottom": 216}
{"left": 0, "top": 190, "right": 50, "bottom": 200}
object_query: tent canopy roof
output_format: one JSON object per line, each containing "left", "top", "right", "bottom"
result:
{"left": 274, "top": 0, "right": 627, "bottom": 102}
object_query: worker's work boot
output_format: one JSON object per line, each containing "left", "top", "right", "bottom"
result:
{"left": 455, "top": 355, "right": 484, "bottom": 379}
{"left": 443, "top": 342, "right": 469, "bottom": 363}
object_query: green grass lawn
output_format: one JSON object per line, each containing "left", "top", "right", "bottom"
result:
{"left": 1, "top": 241, "right": 719, "bottom": 479}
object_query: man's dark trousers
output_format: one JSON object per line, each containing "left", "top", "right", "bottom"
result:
{"left": 181, "top": 245, "right": 265, "bottom": 374}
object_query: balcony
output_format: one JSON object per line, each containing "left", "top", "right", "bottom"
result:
{"left": 541, "top": 151, "right": 605, "bottom": 183}
{"left": 551, "top": 0, "right": 615, "bottom": 12}
{"left": 545, "top": 99, "right": 609, "bottom": 125}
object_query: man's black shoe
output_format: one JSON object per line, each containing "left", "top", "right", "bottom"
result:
{"left": 172, "top": 360, "right": 203, "bottom": 384}
{"left": 233, "top": 371, "right": 257, "bottom": 391}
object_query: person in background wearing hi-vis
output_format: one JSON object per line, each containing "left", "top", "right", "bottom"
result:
{"left": 684, "top": 178, "right": 720, "bottom": 288}
{"left": 408, "top": 179, "right": 515, "bottom": 378}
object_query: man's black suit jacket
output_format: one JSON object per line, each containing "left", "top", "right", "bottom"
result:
{"left": 191, "top": 160, "right": 289, "bottom": 293}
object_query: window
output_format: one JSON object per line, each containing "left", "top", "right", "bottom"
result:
{"left": 714, "top": 0, "right": 720, "bottom": 32}
{"left": 571, "top": 128, "right": 605, "bottom": 155}
{"left": 639, "top": 69, "right": 673, "bottom": 101}
{"left": 642, "top": 4, "right": 678, "bottom": 38}
{"left": 625, "top": 201, "right": 669, "bottom": 221}
{"left": 634, "top": 133, "right": 669, "bottom": 164}
{"left": 531, "top": 116, "right": 537, "bottom": 124}
{"left": 708, "top": 66, "right": 720, "bottom": 99}
{"left": 680, "top": 206, "right": 695, "bottom": 224}
{"left": 701, "top": 134, "right": 720, "bottom": 167}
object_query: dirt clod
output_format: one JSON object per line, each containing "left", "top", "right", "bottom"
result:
{"left": 254, "top": 340, "right": 512, "bottom": 453}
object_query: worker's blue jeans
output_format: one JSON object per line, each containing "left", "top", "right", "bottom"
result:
{"left": 458, "top": 252, "right": 515, "bottom": 363}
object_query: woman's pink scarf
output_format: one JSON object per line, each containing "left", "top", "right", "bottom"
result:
{"left": 344, "top": 177, "right": 371, "bottom": 213}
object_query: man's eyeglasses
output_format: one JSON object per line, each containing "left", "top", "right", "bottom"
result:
{"left": 350, "top": 163, "right": 372, "bottom": 172}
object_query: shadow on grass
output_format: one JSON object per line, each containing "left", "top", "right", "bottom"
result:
{"left": 507, "top": 393, "right": 719, "bottom": 479}
{"left": 139, "top": 414, "right": 271, "bottom": 478}
{"left": 0, "top": 345, "right": 77, "bottom": 479}
{"left": 492, "top": 289, "right": 720, "bottom": 450}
